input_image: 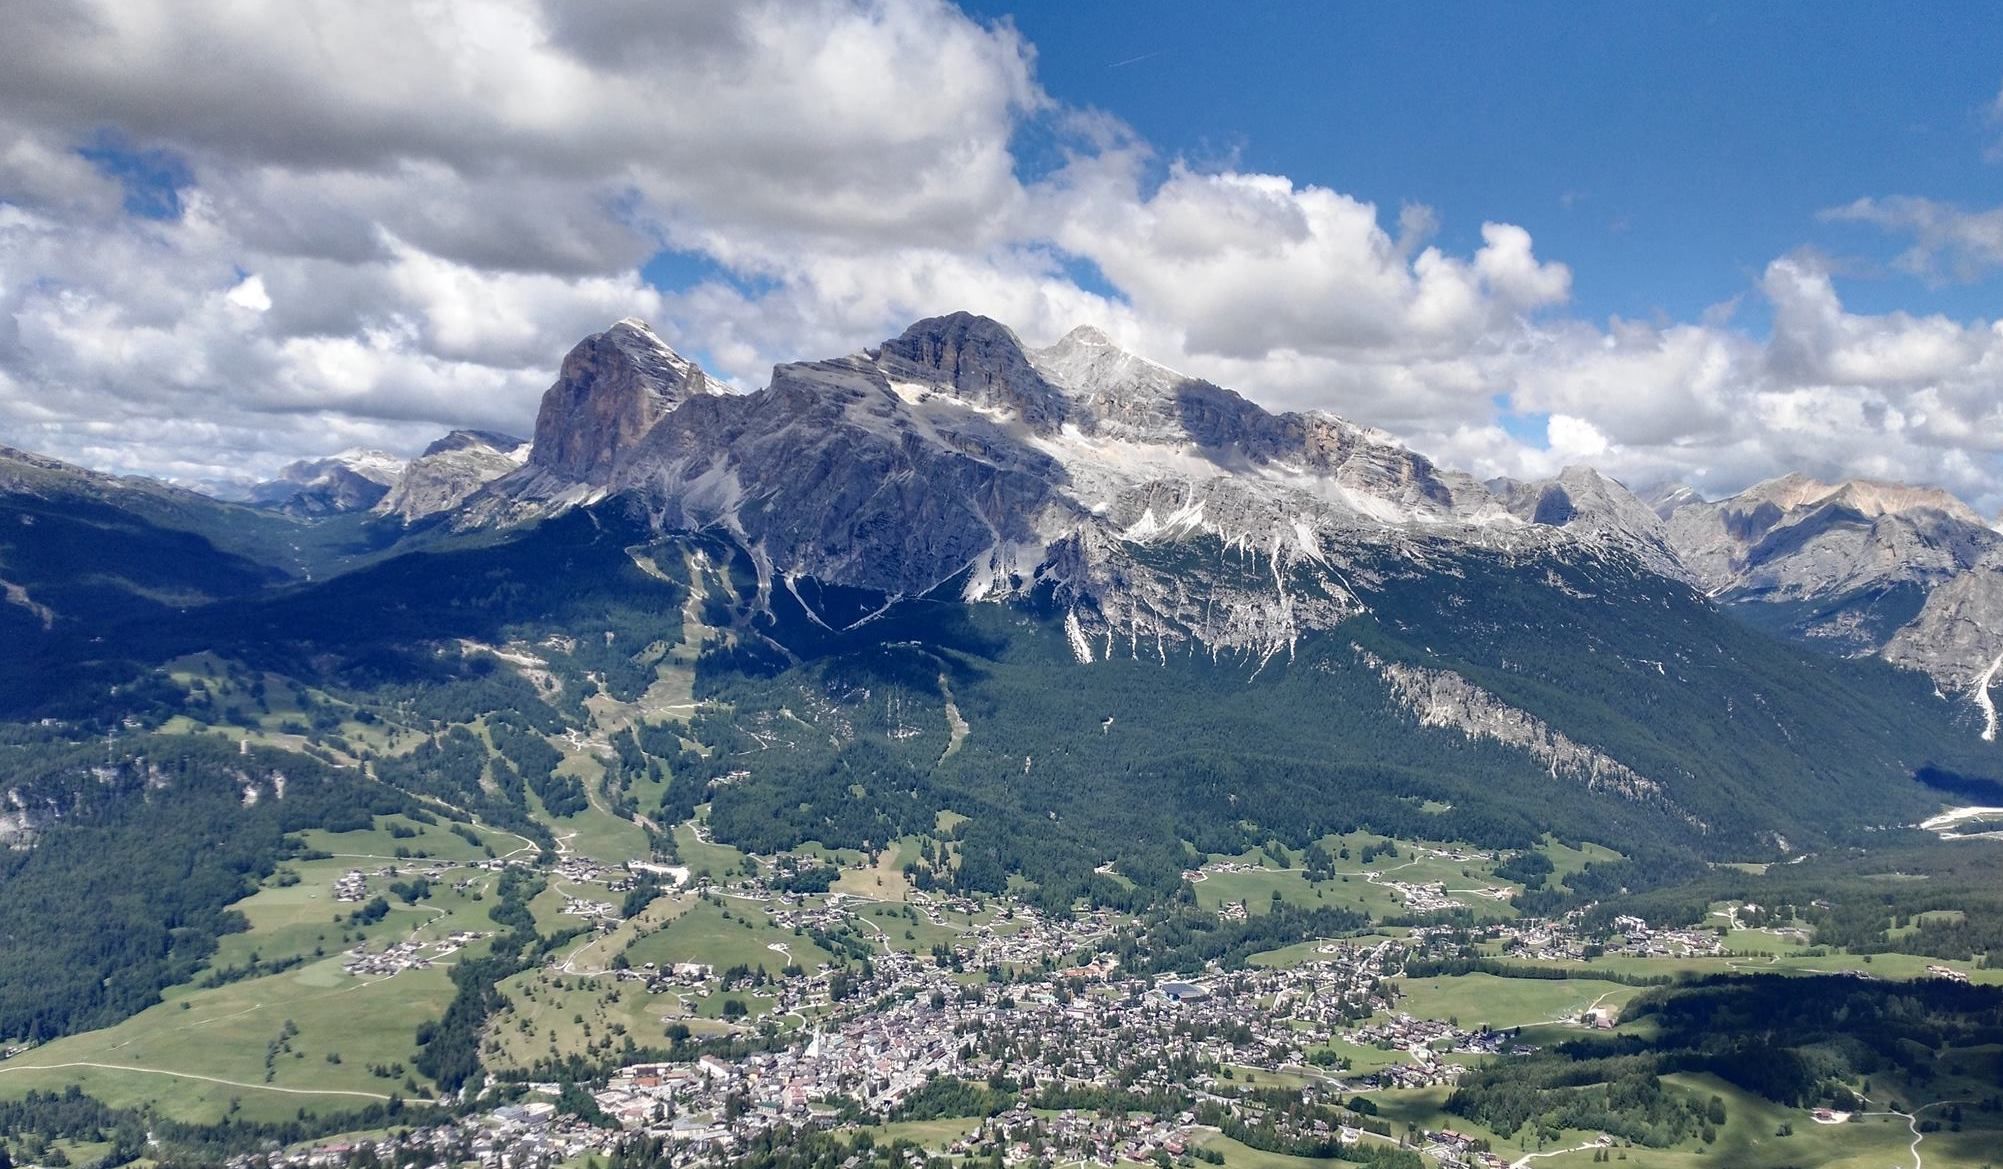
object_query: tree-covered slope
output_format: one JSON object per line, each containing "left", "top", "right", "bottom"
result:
{"left": 5, "top": 500, "right": 1993, "bottom": 918}
{"left": 0, "top": 733, "right": 415, "bottom": 1042}
{"left": 678, "top": 534, "right": 1993, "bottom": 906}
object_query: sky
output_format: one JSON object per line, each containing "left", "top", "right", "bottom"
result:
{"left": 2, "top": 1, "right": 2002, "bottom": 511}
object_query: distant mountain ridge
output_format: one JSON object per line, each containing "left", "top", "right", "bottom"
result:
{"left": 247, "top": 449, "right": 405, "bottom": 516}
{"left": 450, "top": 314, "right": 1689, "bottom": 667}
{"left": 1651, "top": 471, "right": 2003, "bottom": 702}
{"left": 13, "top": 311, "right": 2003, "bottom": 733}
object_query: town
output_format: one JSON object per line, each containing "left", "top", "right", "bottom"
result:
{"left": 239, "top": 847, "right": 1715, "bottom": 1169}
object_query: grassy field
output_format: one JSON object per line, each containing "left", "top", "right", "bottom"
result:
{"left": 672, "top": 814, "right": 749, "bottom": 881}
{"left": 850, "top": 898, "right": 977, "bottom": 956}
{"left": 0, "top": 816, "right": 527, "bottom": 1124}
{"left": 1541, "top": 838, "right": 1623, "bottom": 891}
{"left": 0, "top": 959, "right": 451, "bottom": 1123}
{"left": 1194, "top": 833, "right": 1519, "bottom": 923}
{"left": 1493, "top": 946, "right": 2003, "bottom": 985}
{"left": 1391, "top": 972, "right": 1643, "bottom": 1032}
{"left": 295, "top": 815, "right": 497, "bottom": 864}
{"left": 484, "top": 965, "right": 734, "bottom": 1071}
{"left": 1431, "top": 1071, "right": 1984, "bottom": 1169}
{"left": 1194, "top": 1131, "right": 1406, "bottom": 1169}
{"left": 622, "top": 898, "right": 837, "bottom": 981}
{"left": 861, "top": 1117, "right": 982, "bottom": 1150}
{"left": 1368, "top": 1085, "right": 1601, "bottom": 1162}
{"left": 543, "top": 751, "right": 652, "bottom": 863}
{"left": 831, "top": 836, "right": 922, "bottom": 901}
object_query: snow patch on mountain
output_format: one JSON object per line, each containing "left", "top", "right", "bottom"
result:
{"left": 454, "top": 313, "right": 1798, "bottom": 668}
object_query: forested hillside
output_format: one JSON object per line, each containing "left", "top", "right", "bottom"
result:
{"left": 0, "top": 733, "right": 415, "bottom": 1041}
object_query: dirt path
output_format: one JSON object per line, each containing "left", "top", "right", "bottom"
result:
{"left": 1510, "top": 1141, "right": 1602, "bottom": 1168}
{"left": 0, "top": 1060, "right": 391, "bottom": 1100}
{"left": 1860, "top": 1098, "right": 1975, "bottom": 1169}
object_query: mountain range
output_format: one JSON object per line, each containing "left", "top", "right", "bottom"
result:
{"left": 296, "top": 312, "right": 2001, "bottom": 717}
{"left": 5, "top": 311, "right": 2001, "bottom": 907}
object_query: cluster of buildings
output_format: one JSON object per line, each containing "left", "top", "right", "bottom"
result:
{"left": 1604, "top": 914, "right": 1728, "bottom": 958}
{"left": 331, "top": 869, "right": 369, "bottom": 903}
{"left": 958, "top": 1102, "right": 1206, "bottom": 1166}
{"left": 341, "top": 931, "right": 487, "bottom": 978}
{"left": 258, "top": 835, "right": 1776, "bottom": 1169}
{"left": 575, "top": 931, "right": 1420, "bottom": 1153}
{"left": 561, "top": 895, "right": 620, "bottom": 919}
{"left": 247, "top": 1096, "right": 611, "bottom": 1169}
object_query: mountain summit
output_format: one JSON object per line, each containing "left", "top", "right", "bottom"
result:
{"left": 1655, "top": 473, "right": 2003, "bottom": 692}
{"left": 457, "top": 314, "right": 1668, "bottom": 666}
{"left": 529, "top": 318, "right": 722, "bottom": 485}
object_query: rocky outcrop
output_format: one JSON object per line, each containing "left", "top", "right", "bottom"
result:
{"left": 1884, "top": 553, "right": 2003, "bottom": 691}
{"left": 1656, "top": 474, "right": 2003, "bottom": 685}
{"left": 529, "top": 318, "right": 719, "bottom": 484}
{"left": 376, "top": 429, "right": 527, "bottom": 522}
{"left": 1489, "top": 466, "right": 1683, "bottom": 579}
{"left": 456, "top": 313, "right": 1709, "bottom": 665}
{"left": 1357, "top": 648, "right": 1674, "bottom": 808}
{"left": 1029, "top": 325, "right": 1492, "bottom": 519}
{"left": 248, "top": 450, "right": 404, "bottom": 516}
{"left": 1660, "top": 474, "right": 1993, "bottom": 597}
{"left": 876, "top": 312, "right": 1070, "bottom": 433}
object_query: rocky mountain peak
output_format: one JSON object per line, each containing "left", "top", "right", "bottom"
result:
{"left": 1819, "top": 479, "right": 1987, "bottom": 527}
{"left": 873, "top": 312, "right": 1070, "bottom": 432}
{"left": 1715, "top": 473, "right": 1981, "bottom": 528}
{"left": 377, "top": 429, "right": 529, "bottom": 522}
{"left": 1488, "top": 466, "right": 1676, "bottom": 572}
{"left": 529, "top": 318, "right": 715, "bottom": 485}
{"left": 1028, "top": 325, "right": 1194, "bottom": 443}
{"left": 248, "top": 449, "right": 405, "bottom": 516}
{"left": 1644, "top": 482, "right": 1703, "bottom": 520}
{"left": 421, "top": 428, "right": 526, "bottom": 458}
{"left": 1732, "top": 472, "right": 1835, "bottom": 514}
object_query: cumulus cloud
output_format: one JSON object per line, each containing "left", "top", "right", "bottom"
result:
{"left": 1040, "top": 158, "right": 1570, "bottom": 359}
{"left": 1820, "top": 196, "right": 2003, "bottom": 283}
{"left": 0, "top": 0, "right": 1999, "bottom": 514}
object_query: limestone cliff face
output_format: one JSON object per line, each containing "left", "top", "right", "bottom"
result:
{"left": 1884, "top": 554, "right": 2003, "bottom": 692}
{"left": 444, "top": 310, "right": 2003, "bottom": 731}
{"left": 462, "top": 313, "right": 1685, "bottom": 669}
{"left": 1655, "top": 473, "right": 2003, "bottom": 690}
{"left": 529, "top": 318, "right": 719, "bottom": 485}
{"left": 375, "top": 429, "right": 527, "bottom": 521}
{"left": 876, "top": 312, "right": 1071, "bottom": 434}
{"left": 1356, "top": 648, "right": 1678, "bottom": 813}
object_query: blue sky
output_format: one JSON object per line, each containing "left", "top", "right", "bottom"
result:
{"left": 967, "top": 2, "right": 2003, "bottom": 328}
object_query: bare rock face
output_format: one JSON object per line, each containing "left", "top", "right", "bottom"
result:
{"left": 375, "top": 429, "right": 528, "bottom": 522}
{"left": 1029, "top": 324, "right": 1486, "bottom": 516}
{"left": 248, "top": 450, "right": 404, "bottom": 516}
{"left": 875, "top": 312, "right": 1070, "bottom": 433}
{"left": 1660, "top": 474, "right": 1994, "bottom": 599}
{"left": 1656, "top": 473, "right": 2003, "bottom": 692}
{"left": 470, "top": 312, "right": 1685, "bottom": 668}
{"left": 1884, "top": 553, "right": 2003, "bottom": 691}
{"left": 529, "top": 318, "right": 718, "bottom": 485}
{"left": 616, "top": 351, "right": 1067, "bottom": 598}
{"left": 1357, "top": 647, "right": 1680, "bottom": 814}
{"left": 429, "top": 310, "right": 2003, "bottom": 736}
{"left": 1488, "top": 466, "right": 1682, "bottom": 579}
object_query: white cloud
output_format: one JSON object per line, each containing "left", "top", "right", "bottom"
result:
{"left": 1040, "top": 160, "right": 1569, "bottom": 360}
{"left": 1820, "top": 196, "right": 2003, "bottom": 282}
{"left": 0, "top": 0, "right": 1997, "bottom": 516}
{"left": 224, "top": 273, "right": 270, "bottom": 313}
